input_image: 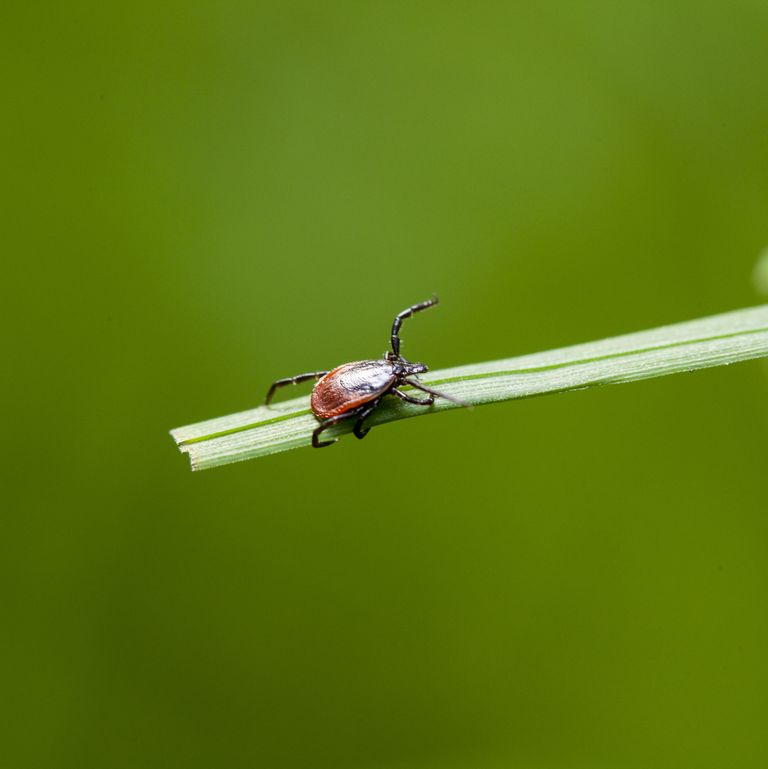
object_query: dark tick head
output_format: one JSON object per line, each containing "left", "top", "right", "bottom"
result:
{"left": 404, "top": 361, "right": 428, "bottom": 376}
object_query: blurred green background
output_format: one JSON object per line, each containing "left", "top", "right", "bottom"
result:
{"left": 4, "top": 2, "right": 768, "bottom": 767}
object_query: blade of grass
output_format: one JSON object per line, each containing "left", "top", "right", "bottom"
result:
{"left": 171, "top": 304, "right": 768, "bottom": 470}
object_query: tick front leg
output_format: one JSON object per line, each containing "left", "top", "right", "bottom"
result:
{"left": 390, "top": 296, "right": 439, "bottom": 358}
{"left": 265, "top": 371, "right": 328, "bottom": 405}
{"left": 353, "top": 398, "right": 382, "bottom": 440}
{"left": 392, "top": 387, "right": 434, "bottom": 406}
{"left": 403, "top": 378, "right": 472, "bottom": 409}
{"left": 312, "top": 411, "right": 358, "bottom": 448}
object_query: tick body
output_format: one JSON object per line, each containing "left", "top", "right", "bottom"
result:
{"left": 311, "top": 361, "right": 397, "bottom": 418}
{"left": 265, "top": 297, "right": 467, "bottom": 448}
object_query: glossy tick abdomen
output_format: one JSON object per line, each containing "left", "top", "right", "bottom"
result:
{"left": 311, "top": 360, "right": 396, "bottom": 419}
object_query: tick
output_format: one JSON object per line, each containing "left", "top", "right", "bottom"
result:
{"left": 265, "top": 297, "right": 468, "bottom": 447}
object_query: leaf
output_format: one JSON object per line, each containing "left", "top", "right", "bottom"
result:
{"left": 171, "top": 304, "right": 768, "bottom": 470}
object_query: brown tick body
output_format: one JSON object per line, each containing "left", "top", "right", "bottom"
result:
{"left": 265, "top": 298, "right": 468, "bottom": 448}
{"left": 311, "top": 361, "right": 399, "bottom": 419}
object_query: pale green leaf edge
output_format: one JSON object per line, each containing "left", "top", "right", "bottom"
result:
{"left": 171, "top": 304, "right": 768, "bottom": 470}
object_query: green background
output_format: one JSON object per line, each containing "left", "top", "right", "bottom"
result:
{"left": 4, "top": 2, "right": 768, "bottom": 767}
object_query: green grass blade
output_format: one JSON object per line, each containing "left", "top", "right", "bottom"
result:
{"left": 171, "top": 304, "right": 768, "bottom": 470}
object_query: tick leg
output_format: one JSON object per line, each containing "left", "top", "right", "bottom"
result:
{"left": 392, "top": 387, "right": 434, "bottom": 406}
{"left": 353, "top": 398, "right": 382, "bottom": 440}
{"left": 312, "top": 410, "right": 358, "bottom": 448}
{"left": 390, "top": 297, "right": 439, "bottom": 358}
{"left": 265, "top": 371, "right": 328, "bottom": 405}
{"left": 403, "top": 378, "right": 472, "bottom": 409}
